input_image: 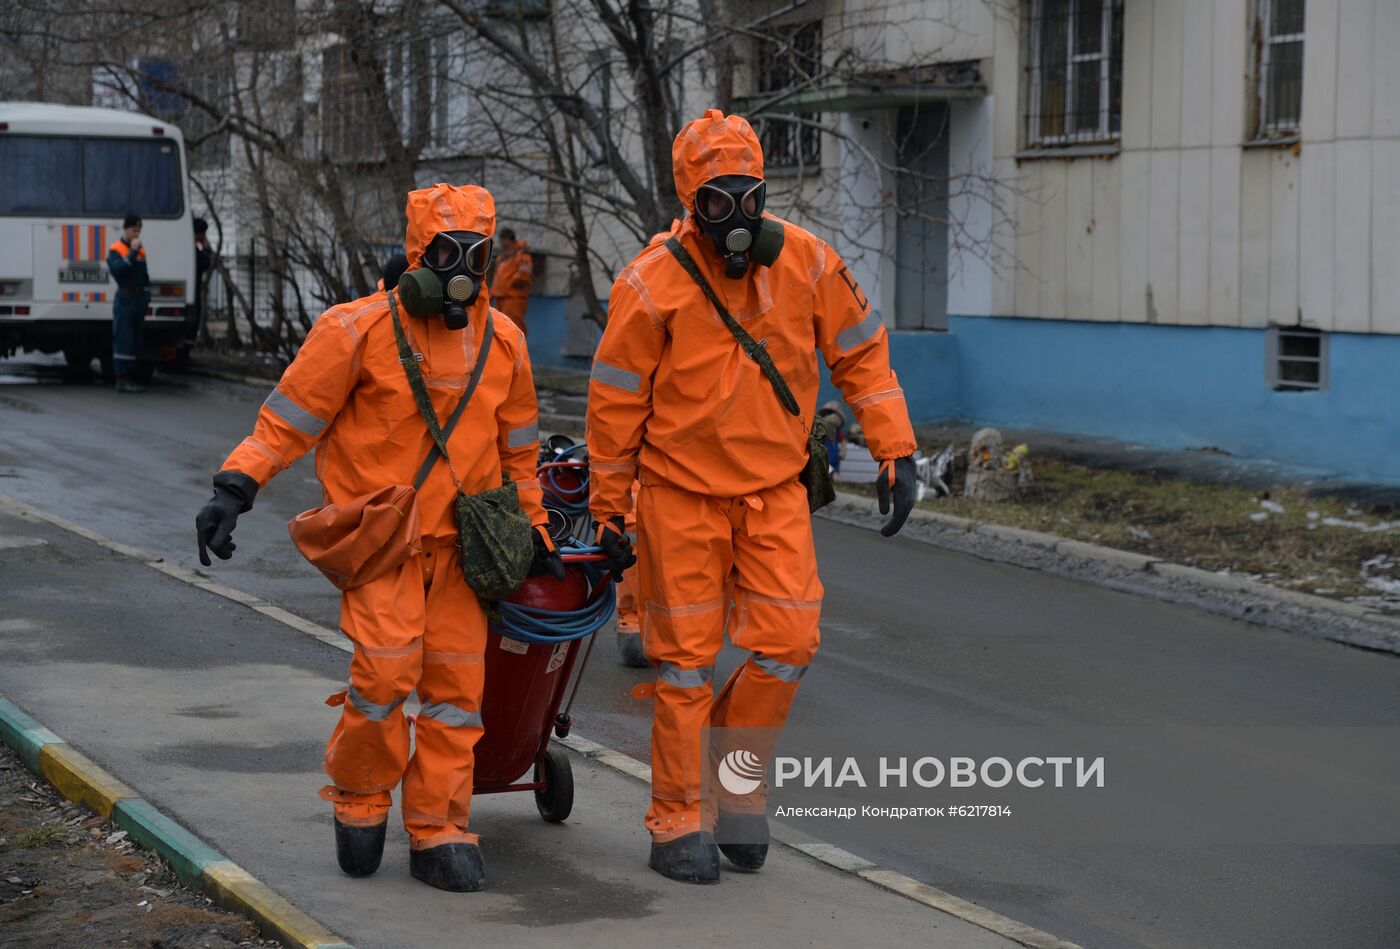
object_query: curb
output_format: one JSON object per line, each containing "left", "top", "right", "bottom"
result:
{"left": 177, "top": 365, "right": 281, "bottom": 388}
{"left": 0, "top": 694, "right": 352, "bottom": 949}
{"left": 826, "top": 489, "right": 1400, "bottom": 653}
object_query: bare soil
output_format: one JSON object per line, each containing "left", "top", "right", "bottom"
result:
{"left": 0, "top": 744, "right": 278, "bottom": 948}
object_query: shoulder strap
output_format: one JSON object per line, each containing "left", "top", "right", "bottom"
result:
{"left": 415, "top": 312, "right": 494, "bottom": 488}
{"left": 664, "top": 237, "right": 801, "bottom": 418}
{"left": 386, "top": 291, "right": 495, "bottom": 490}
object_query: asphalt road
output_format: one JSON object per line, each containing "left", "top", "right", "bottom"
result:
{"left": 2, "top": 354, "right": 1398, "bottom": 948}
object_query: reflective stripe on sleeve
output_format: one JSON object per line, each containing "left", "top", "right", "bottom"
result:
{"left": 751, "top": 655, "right": 808, "bottom": 683}
{"left": 346, "top": 683, "right": 407, "bottom": 721}
{"left": 836, "top": 311, "right": 883, "bottom": 352}
{"left": 264, "top": 386, "right": 328, "bottom": 437}
{"left": 591, "top": 360, "right": 642, "bottom": 393}
{"left": 659, "top": 662, "right": 713, "bottom": 689}
{"left": 417, "top": 701, "right": 484, "bottom": 728}
{"left": 507, "top": 421, "right": 539, "bottom": 448}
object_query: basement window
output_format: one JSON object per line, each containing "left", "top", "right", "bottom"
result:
{"left": 1267, "top": 326, "right": 1327, "bottom": 391}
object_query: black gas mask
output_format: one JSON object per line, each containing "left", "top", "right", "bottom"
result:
{"left": 694, "top": 175, "right": 785, "bottom": 279}
{"left": 396, "top": 230, "right": 493, "bottom": 330}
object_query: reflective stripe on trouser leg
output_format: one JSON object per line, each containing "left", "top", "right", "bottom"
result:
{"left": 710, "top": 481, "right": 824, "bottom": 811}
{"left": 323, "top": 558, "right": 425, "bottom": 798}
{"left": 402, "top": 547, "right": 487, "bottom": 844}
{"left": 636, "top": 482, "right": 734, "bottom": 842}
{"left": 111, "top": 295, "right": 146, "bottom": 379}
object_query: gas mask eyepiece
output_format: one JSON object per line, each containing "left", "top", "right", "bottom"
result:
{"left": 398, "top": 230, "right": 493, "bottom": 330}
{"left": 696, "top": 176, "right": 768, "bottom": 279}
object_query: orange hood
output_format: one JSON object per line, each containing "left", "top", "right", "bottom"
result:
{"left": 671, "top": 109, "right": 764, "bottom": 212}
{"left": 403, "top": 183, "right": 496, "bottom": 268}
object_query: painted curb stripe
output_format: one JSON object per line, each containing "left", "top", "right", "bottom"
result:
{"left": 112, "top": 798, "right": 226, "bottom": 886}
{"left": 39, "top": 743, "right": 137, "bottom": 817}
{"left": 0, "top": 695, "right": 64, "bottom": 770}
{"left": 203, "top": 861, "right": 353, "bottom": 949}
{"left": 0, "top": 693, "right": 352, "bottom": 949}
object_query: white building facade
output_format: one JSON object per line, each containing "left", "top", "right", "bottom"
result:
{"left": 766, "top": 0, "right": 1400, "bottom": 483}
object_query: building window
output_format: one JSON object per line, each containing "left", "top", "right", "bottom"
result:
{"left": 1267, "top": 326, "right": 1327, "bottom": 391}
{"left": 321, "top": 44, "right": 375, "bottom": 162}
{"left": 755, "top": 20, "right": 822, "bottom": 170}
{"left": 182, "top": 67, "right": 231, "bottom": 171}
{"left": 1023, "top": 0, "right": 1124, "bottom": 147}
{"left": 581, "top": 49, "right": 612, "bottom": 168}
{"left": 386, "top": 34, "right": 454, "bottom": 150}
{"left": 1252, "top": 0, "right": 1305, "bottom": 139}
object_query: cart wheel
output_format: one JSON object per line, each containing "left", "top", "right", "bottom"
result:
{"left": 534, "top": 747, "right": 574, "bottom": 823}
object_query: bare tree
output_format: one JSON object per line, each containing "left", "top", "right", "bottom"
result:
{"left": 1, "top": 0, "right": 1017, "bottom": 347}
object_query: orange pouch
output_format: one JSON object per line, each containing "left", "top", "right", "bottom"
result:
{"left": 287, "top": 483, "right": 423, "bottom": 590}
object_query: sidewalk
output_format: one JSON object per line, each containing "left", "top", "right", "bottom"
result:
{"left": 0, "top": 508, "right": 1015, "bottom": 949}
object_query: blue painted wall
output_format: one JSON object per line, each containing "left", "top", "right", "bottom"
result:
{"left": 943, "top": 316, "right": 1400, "bottom": 485}
{"left": 516, "top": 296, "right": 584, "bottom": 369}
{"left": 529, "top": 296, "right": 1400, "bottom": 485}
{"left": 816, "top": 327, "right": 960, "bottom": 422}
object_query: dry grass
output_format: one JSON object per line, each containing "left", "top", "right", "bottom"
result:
{"left": 902, "top": 456, "right": 1400, "bottom": 608}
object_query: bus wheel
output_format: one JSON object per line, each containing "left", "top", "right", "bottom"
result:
{"left": 63, "top": 347, "right": 97, "bottom": 382}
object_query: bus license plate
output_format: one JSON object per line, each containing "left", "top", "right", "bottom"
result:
{"left": 59, "top": 263, "right": 106, "bottom": 284}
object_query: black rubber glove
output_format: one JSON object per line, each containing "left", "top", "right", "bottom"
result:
{"left": 529, "top": 525, "right": 566, "bottom": 580}
{"left": 876, "top": 455, "right": 918, "bottom": 537}
{"left": 196, "top": 471, "right": 258, "bottom": 566}
{"left": 595, "top": 516, "right": 637, "bottom": 581}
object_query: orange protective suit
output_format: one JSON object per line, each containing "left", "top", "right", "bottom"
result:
{"left": 219, "top": 183, "right": 546, "bottom": 849}
{"left": 489, "top": 241, "right": 533, "bottom": 335}
{"left": 586, "top": 110, "right": 916, "bottom": 841}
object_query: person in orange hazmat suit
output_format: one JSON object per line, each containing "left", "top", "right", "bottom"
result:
{"left": 194, "top": 183, "right": 561, "bottom": 893}
{"left": 489, "top": 227, "right": 533, "bottom": 335}
{"left": 585, "top": 110, "right": 919, "bottom": 884}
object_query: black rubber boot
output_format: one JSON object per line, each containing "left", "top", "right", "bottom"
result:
{"left": 648, "top": 831, "right": 720, "bottom": 884}
{"left": 717, "top": 811, "right": 769, "bottom": 871}
{"left": 616, "top": 630, "right": 649, "bottom": 667}
{"left": 334, "top": 819, "right": 386, "bottom": 877}
{"left": 410, "top": 842, "right": 486, "bottom": 893}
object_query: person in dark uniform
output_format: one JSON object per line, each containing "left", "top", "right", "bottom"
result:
{"left": 106, "top": 212, "right": 150, "bottom": 393}
{"left": 178, "top": 217, "right": 213, "bottom": 367}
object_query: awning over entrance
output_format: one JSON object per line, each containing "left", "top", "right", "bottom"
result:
{"left": 734, "top": 60, "right": 985, "bottom": 114}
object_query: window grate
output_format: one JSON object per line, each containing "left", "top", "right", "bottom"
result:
{"left": 1267, "top": 326, "right": 1327, "bottom": 391}
{"left": 1253, "top": 0, "right": 1305, "bottom": 138}
{"left": 755, "top": 20, "right": 823, "bottom": 169}
{"left": 321, "top": 45, "right": 376, "bottom": 162}
{"left": 1023, "top": 0, "right": 1124, "bottom": 147}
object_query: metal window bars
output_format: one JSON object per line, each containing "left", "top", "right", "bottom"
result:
{"left": 1024, "top": 0, "right": 1124, "bottom": 147}
{"left": 756, "top": 20, "right": 823, "bottom": 169}
{"left": 1255, "top": 0, "right": 1305, "bottom": 137}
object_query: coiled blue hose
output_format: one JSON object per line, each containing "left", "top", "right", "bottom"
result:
{"left": 541, "top": 461, "right": 591, "bottom": 516}
{"left": 491, "top": 561, "right": 616, "bottom": 644}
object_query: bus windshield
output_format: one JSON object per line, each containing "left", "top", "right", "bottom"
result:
{"left": 0, "top": 135, "right": 184, "bottom": 217}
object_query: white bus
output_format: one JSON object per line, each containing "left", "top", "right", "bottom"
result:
{"left": 0, "top": 102, "right": 194, "bottom": 378}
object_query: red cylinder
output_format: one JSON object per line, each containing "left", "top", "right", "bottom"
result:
{"left": 473, "top": 568, "right": 591, "bottom": 789}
